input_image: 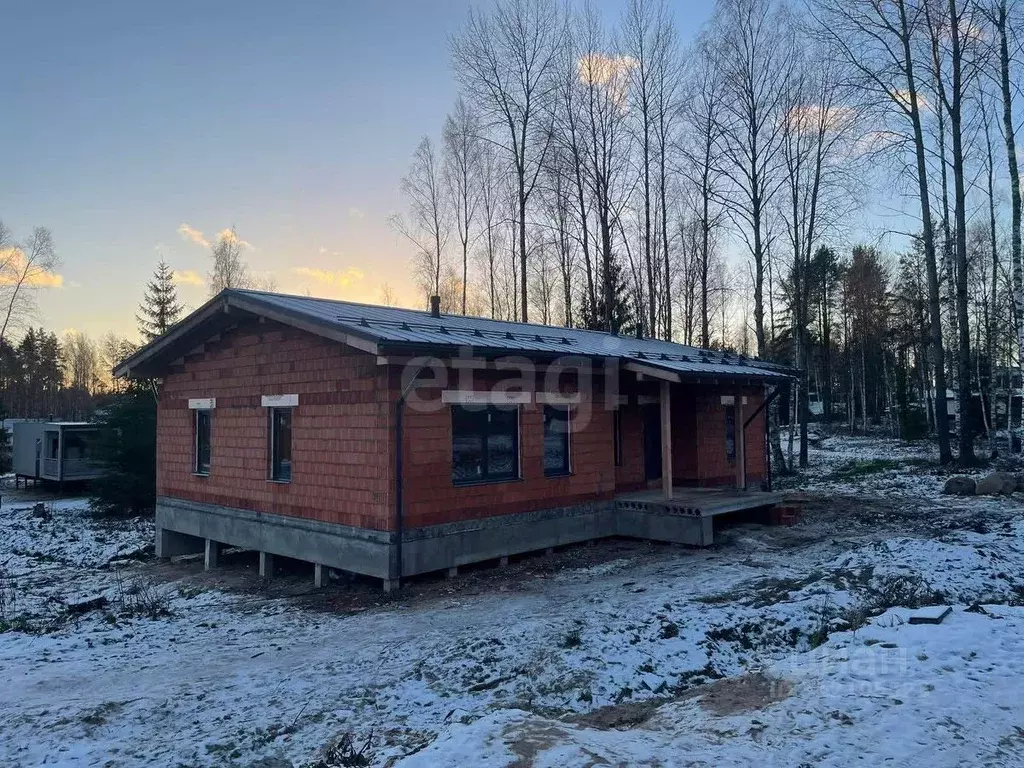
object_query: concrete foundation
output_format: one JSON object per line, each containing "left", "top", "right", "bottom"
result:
{"left": 155, "top": 490, "right": 778, "bottom": 586}
{"left": 314, "top": 563, "right": 324, "bottom": 588}
{"left": 156, "top": 528, "right": 205, "bottom": 559}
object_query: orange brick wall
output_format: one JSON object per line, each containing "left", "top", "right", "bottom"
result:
{"left": 693, "top": 386, "right": 766, "bottom": 486}
{"left": 614, "top": 402, "right": 646, "bottom": 490}
{"left": 157, "top": 319, "right": 771, "bottom": 534}
{"left": 394, "top": 369, "right": 617, "bottom": 528}
{"left": 611, "top": 382, "right": 768, "bottom": 491}
{"left": 157, "top": 319, "right": 391, "bottom": 530}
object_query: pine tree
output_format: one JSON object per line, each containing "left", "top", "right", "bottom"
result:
{"left": 137, "top": 259, "right": 183, "bottom": 342}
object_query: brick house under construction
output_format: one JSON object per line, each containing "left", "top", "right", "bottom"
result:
{"left": 115, "top": 289, "right": 793, "bottom": 590}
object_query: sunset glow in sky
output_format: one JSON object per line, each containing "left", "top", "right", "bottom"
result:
{"left": 5, "top": 0, "right": 523, "bottom": 338}
{"left": 5, "top": 0, "right": 916, "bottom": 342}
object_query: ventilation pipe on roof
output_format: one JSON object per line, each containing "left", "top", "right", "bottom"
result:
{"left": 429, "top": 295, "right": 441, "bottom": 318}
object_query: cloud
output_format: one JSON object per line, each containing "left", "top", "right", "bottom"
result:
{"left": 177, "top": 223, "right": 209, "bottom": 248}
{"left": 578, "top": 53, "right": 637, "bottom": 106}
{"left": 0, "top": 247, "right": 63, "bottom": 288}
{"left": 178, "top": 224, "right": 253, "bottom": 250}
{"left": 347, "top": 207, "right": 366, "bottom": 220}
{"left": 785, "top": 104, "right": 857, "bottom": 135}
{"left": 172, "top": 269, "right": 204, "bottom": 287}
{"left": 214, "top": 228, "right": 253, "bottom": 249}
{"left": 293, "top": 266, "right": 365, "bottom": 289}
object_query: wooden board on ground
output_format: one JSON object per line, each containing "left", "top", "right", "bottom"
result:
{"left": 908, "top": 606, "right": 952, "bottom": 625}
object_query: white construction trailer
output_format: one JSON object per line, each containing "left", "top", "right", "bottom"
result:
{"left": 12, "top": 421, "right": 103, "bottom": 488}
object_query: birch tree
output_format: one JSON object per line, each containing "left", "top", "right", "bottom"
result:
{"left": 443, "top": 97, "right": 483, "bottom": 315}
{"left": 809, "top": 0, "right": 954, "bottom": 462}
{"left": 392, "top": 136, "right": 451, "bottom": 305}
{"left": 452, "top": 0, "right": 564, "bottom": 322}
{"left": 0, "top": 224, "right": 60, "bottom": 348}
{"left": 709, "top": 0, "right": 794, "bottom": 357}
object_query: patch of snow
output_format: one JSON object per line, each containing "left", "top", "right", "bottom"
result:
{"left": 1, "top": 433, "right": 1023, "bottom": 766}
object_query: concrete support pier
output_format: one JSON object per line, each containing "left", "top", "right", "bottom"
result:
{"left": 259, "top": 551, "right": 274, "bottom": 578}
{"left": 204, "top": 539, "right": 220, "bottom": 570}
{"left": 314, "top": 563, "right": 325, "bottom": 588}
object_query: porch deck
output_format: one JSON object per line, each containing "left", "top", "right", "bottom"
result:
{"left": 615, "top": 487, "right": 785, "bottom": 518}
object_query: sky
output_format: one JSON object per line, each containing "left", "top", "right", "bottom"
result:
{"left": 3, "top": 0, "right": 926, "bottom": 345}
{"left": 6, "top": 0, "right": 686, "bottom": 342}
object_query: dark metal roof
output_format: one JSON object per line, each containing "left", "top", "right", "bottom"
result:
{"left": 115, "top": 289, "right": 795, "bottom": 382}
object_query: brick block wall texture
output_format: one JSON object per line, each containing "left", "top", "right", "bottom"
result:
{"left": 157, "top": 320, "right": 392, "bottom": 531}
{"left": 395, "top": 369, "right": 618, "bottom": 529}
{"left": 157, "top": 320, "right": 769, "bottom": 534}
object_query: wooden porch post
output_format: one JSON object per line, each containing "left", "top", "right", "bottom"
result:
{"left": 736, "top": 393, "right": 746, "bottom": 490}
{"left": 661, "top": 380, "right": 672, "bottom": 499}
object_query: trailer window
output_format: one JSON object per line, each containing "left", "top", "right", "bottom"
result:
{"left": 194, "top": 410, "right": 211, "bottom": 475}
{"left": 270, "top": 407, "right": 292, "bottom": 482}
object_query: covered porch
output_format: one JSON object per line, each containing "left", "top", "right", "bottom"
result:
{"left": 624, "top": 361, "right": 779, "bottom": 496}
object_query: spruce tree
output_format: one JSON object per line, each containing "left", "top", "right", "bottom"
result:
{"left": 578, "top": 259, "right": 636, "bottom": 336}
{"left": 137, "top": 259, "right": 183, "bottom": 342}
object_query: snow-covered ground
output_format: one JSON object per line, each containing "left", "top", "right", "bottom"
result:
{"left": 1, "top": 433, "right": 1023, "bottom": 767}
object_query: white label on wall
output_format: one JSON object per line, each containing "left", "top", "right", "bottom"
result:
{"left": 721, "top": 395, "right": 735, "bottom": 406}
{"left": 188, "top": 398, "right": 216, "bottom": 410}
{"left": 536, "top": 392, "right": 581, "bottom": 405}
{"left": 441, "top": 390, "right": 531, "bottom": 405}
{"left": 261, "top": 394, "right": 299, "bottom": 408}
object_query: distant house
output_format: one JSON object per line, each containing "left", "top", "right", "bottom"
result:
{"left": 12, "top": 421, "right": 102, "bottom": 488}
{"left": 115, "top": 289, "right": 793, "bottom": 590}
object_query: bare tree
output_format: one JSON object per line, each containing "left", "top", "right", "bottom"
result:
{"left": 477, "top": 141, "right": 508, "bottom": 318}
{"left": 709, "top": 0, "right": 794, "bottom": 357}
{"left": 392, "top": 136, "right": 451, "bottom": 305}
{"left": 983, "top": 0, "right": 1022, "bottom": 385}
{"left": 622, "top": 0, "right": 659, "bottom": 336}
{"left": 810, "top": 0, "right": 954, "bottom": 462}
{"left": 207, "top": 227, "right": 250, "bottom": 295}
{"left": 779, "top": 48, "right": 859, "bottom": 467}
{"left": 924, "top": 0, "right": 985, "bottom": 463}
{"left": 578, "top": 7, "right": 634, "bottom": 331}
{"left": 0, "top": 224, "right": 60, "bottom": 347}
{"left": 650, "top": 5, "right": 681, "bottom": 339}
{"left": 443, "top": 97, "right": 483, "bottom": 315}
{"left": 552, "top": 16, "right": 597, "bottom": 315}
{"left": 452, "top": 0, "right": 564, "bottom": 322}
{"left": 680, "top": 35, "right": 727, "bottom": 348}
{"left": 61, "top": 330, "right": 102, "bottom": 394}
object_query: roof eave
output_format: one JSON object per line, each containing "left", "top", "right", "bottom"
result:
{"left": 115, "top": 290, "right": 385, "bottom": 379}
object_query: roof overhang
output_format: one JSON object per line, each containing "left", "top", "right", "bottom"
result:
{"left": 114, "top": 290, "right": 383, "bottom": 379}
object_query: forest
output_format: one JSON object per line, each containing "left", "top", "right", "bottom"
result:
{"left": 394, "top": 0, "right": 1023, "bottom": 470}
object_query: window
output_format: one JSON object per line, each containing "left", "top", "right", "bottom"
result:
{"left": 543, "top": 405, "right": 571, "bottom": 477}
{"left": 270, "top": 407, "right": 292, "bottom": 482}
{"left": 725, "top": 404, "right": 736, "bottom": 463}
{"left": 451, "top": 405, "right": 519, "bottom": 484}
{"left": 194, "top": 410, "right": 211, "bottom": 475}
{"left": 613, "top": 409, "right": 622, "bottom": 467}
